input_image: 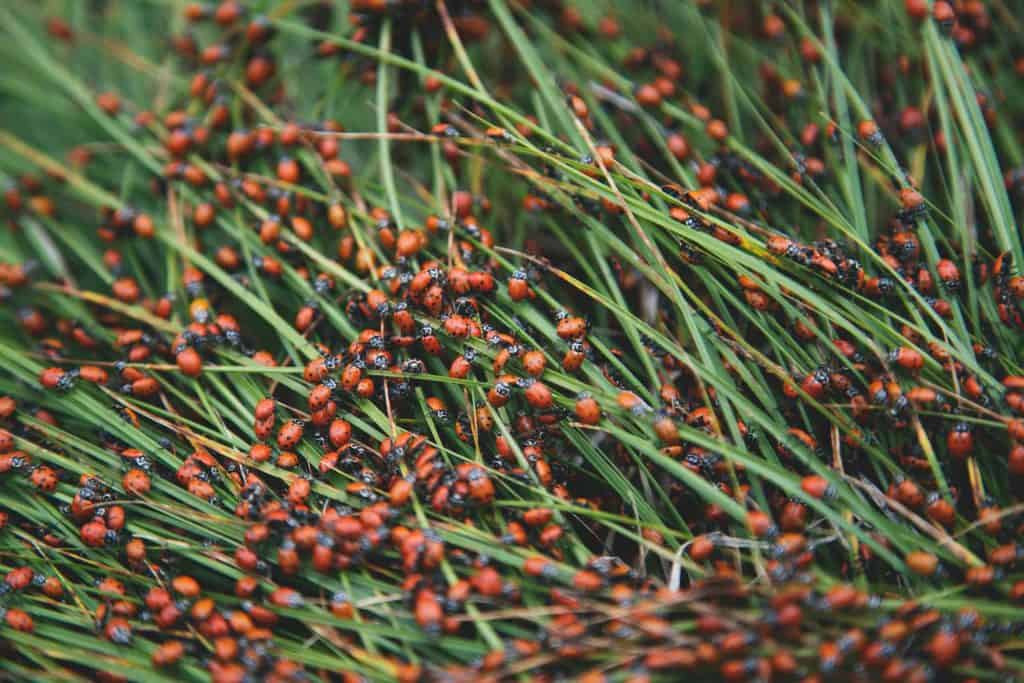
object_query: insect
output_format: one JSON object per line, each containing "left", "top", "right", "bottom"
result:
{"left": 122, "top": 469, "right": 151, "bottom": 496}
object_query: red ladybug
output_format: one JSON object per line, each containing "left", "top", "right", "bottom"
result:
{"left": 30, "top": 465, "right": 58, "bottom": 492}
{"left": 574, "top": 395, "right": 601, "bottom": 425}
{"left": 946, "top": 422, "right": 973, "bottom": 459}
{"left": 4, "top": 608, "right": 34, "bottom": 632}
{"left": 277, "top": 419, "right": 305, "bottom": 449}
{"left": 176, "top": 346, "right": 203, "bottom": 377}
{"left": 508, "top": 270, "right": 534, "bottom": 301}
{"left": 81, "top": 519, "right": 108, "bottom": 547}
{"left": 122, "top": 468, "right": 151, "bottom": 496}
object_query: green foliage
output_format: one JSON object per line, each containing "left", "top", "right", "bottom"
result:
{"left": 0, "top": 1, "right": 1022, "bottom": 680}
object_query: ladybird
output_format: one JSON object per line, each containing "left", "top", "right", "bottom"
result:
{"left": 152, "top": 640, "right": 184, "bottom": 667}
{"left": 890, "top": 346, "right": 924, "bottom": 372}
{"left": 488, "top": 378, "right": 513, "bottom": 407}
{"left": 308, "top": 383, "right": 332, "bottom": 411}
{"left": 523, "top": 379, "right": 553, "bottom": 409}
{"left": 800, "top": 368, "right": 830, "bottom": 400}
{"left": 5, "top": 566, "right": 33, "bottom": 591}
{"left": 932, "top": 1, "right": 955, "bottom": 31}
{"left": 79, "top": 365, "right": 108, "bottom": 384}
{"left": 122, "top": 468, "right": 151, "bottom": 496}
{"left": 41, "top": 575, "right": 63, "bottom": 598}
{"left": 906, "top": 387, "right": 939, "bottom": 407}
{"left": 857, "top": 119, "right": 883, "bottom": 145}
{"left": 924, "top": 494, "right": 956, "bottom": 528}
{"left": 946, "top": 422, "right": 973, "bottom": 459}
{"left": 466, "top": 468, "right": 495, "bottom": 504}
{"left": 254, "top": 397, "right": 276, "bottom": 421}
{"left": 30, "top": 465, "right": 58, "bottom": 492}
{"left": 935, "top": 259, "right": 960, "bottom": 290}
{"left": 556, "top": 315, "right": 587, "bottom": 340}
{"left": 4, "top": 608, "right": 34, "bottom": 633}
{"left": 572, "top": 570, "right": 603, "bottom": 592}
{"left": 905, "top": 551, "right": 938, "bottom": 576}
{"left": 634, "top": 82, "right": 662, "bottom": 108}
{"left": 516, "top": 350, "right": 545, "bottom": 377}
{"left": 448, "top": 352, "right": 474, "bottom": 379}
{"left": 419, "top": 326, "right": 442, "bottom": 355}
{"left": 926, "top": 627, "right": 960, "bottom": 667}
{"left": 574, "top": 395, "right": 601, "bottom": 425}
{"left": 81, "top": 519, "right": 108, "bottom": 547}
{"left": 746, "top": 510, "right": 777, "bottom": 538}
{"left": 323, "top": 419, "right": 351, "bottom": 449}
{"left": 706, "top": 119, "right": 728, "bottom": 142}
{"left": 40, "top": 366, "right": 71, "bottom": 390}
{"left": 562, "top": 341, "right": 587, "bottom": 372}
{"left": 171, "top": 575, "right": 201, "bottom": 598}
{"left": 799, "top": 475, "right": 834, "bottom": 500}
{"left": 414, "top": 588, "right": 442, "bottom": 633}
{"left": 124, "top": 538, "right": 146, "bottom": 564}
{"left": 273, "top": 419, "right": 303, "bottom": 449}
{"left": 508, "top": 270, "right": 534, "bottom": 301}
{"left": 176, "top": 346, "right": 202, "bottom": 377}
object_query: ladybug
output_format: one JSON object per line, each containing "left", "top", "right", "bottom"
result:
{"left": 421, "top": 285, "right": 444, "bottom": 316}
{"left": 4, "top": 608, "right": 34, "bottom": 633}
{"left": 574, "top": 395, "right": 601, "bottom": 425}
{"left": 171, "top": 575, "right": 201, "bottom": 598}
{"left": 419, "top": 325, "right": 442, "bottom": 355}
{"left": 800, "top": 368, "right": 830, "bottom": 400}
{"left": 5, "top": 566, "right": 33, "bottom": 591}
{"left": 176, "top": 346, "right": 203, "bottom": 377}
{"left": 926, "top": 626, "right": 960, "bottom": 667}
{"left": 556, "top": 314, "right": 587, "bottom": 340}
{"left": 152, "top": 640, "right": 184, "bottom": 667}
{"left": 925, "top": 493, "right": 956, "bottom": 528}
{"left": 389, "top": 477, "right": 414, "bottom": 506}
{"left": 890, "top": 346, "right": 924, "bottom": 372}
{"left": 946, "top": 422, "right": 973, "bottom": 459}
{"left": 81, "top": 519, "right": 108, "bottom": 547}
{"left": 508, "top": 270, "right": 534, "bottom": 301}
{"left": 328, "top": 419, "right": 352, "bottom": 448}
{"left": 936, "top": 259, "right": 960, "bottom": 291}
{"left": 857, "top": 119, "right": 883, "bottom": 145}
{"left": 523, "top": 379, "right": 553, "bottom": 410}
{"left": 563, "top": 341, "right": 587, "bottom": 372}
{"left": 488, "top": 378, "right": 514, "bottom": 407}
{"left": 449, "top": 353, "right": 474, "bottom": 379}
{"left": 30, "top": 465, "right": 58, "bottom": 492}
{"left": 414, "top": 588, "right": 442, "bottom": 633}
{"left": 122, "top": 468, "right": 151, "bottom": 496}
{"left": 274, "top": 419, "right": 301, "bottom": 450}
{"left": 465, "top": 468, "right": 495, "bottom": 504}
{"left": 308, "top": 383, "right": 332, "bottom": 411}
{"left": 468, "top": 270, "right": 495, "bottom": 294}
{"left": 79, "top": 365, "right": 109, "bottom": 384}
{"left": 40, "top": 366, "right": 75, "bottom": 391}
{"left": 746, "top": 510, "right": 777, "bottom": 539}
{"left": 442, "top": 314, "right": 471, "bottom": 338}
{"left": 41, "top": 575, "right": 63, "bottom": 598}
{"left": 572, "top": 570, "right": 603, "bottom": 592}
{"left": 521, "top": 350, "right": 546, "bottom": 377}
{"left": 932, "top": 1, "right": 955, "bottom": 32}
{"left": 104, "top": 617, "right": 133, "bottom": 644}
{"left": 111, "top": 277, "right": 141, "bottom": 303}
{"left": 766, "top": 235, "right": 796, "bottom": 257}
{"left": 800, "top": 475, "right": 834, "bottom": 500}
{"left": 254, "top": 397, "right": 275, "bottom": 420}
{"left": 304, "top": 356, "right": 329, "bottom": 383}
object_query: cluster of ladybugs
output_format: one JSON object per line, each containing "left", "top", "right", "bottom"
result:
{"left": 1, "top": 0, "right": 1024, "bottom": 681}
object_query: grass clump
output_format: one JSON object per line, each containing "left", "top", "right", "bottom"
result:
{"left": 0, "top": 0, "right": 1023, "bottom": 680}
